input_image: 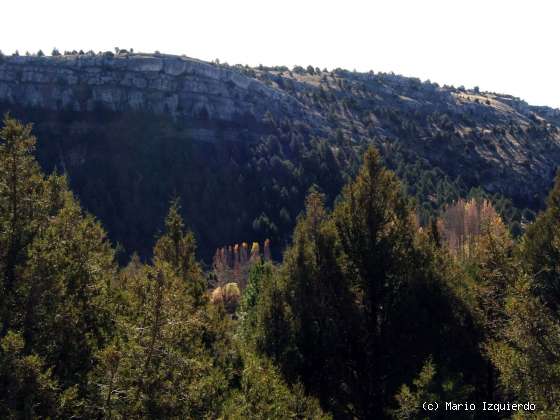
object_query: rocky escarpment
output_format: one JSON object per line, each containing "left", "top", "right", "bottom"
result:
{"left": 1, "top": 52, "right": 560, "bottom": 260}
{"left": 251, "top": 66, "right": 560, "bottom": 209}
{"left": 1, "top": 53, "right": 559, "bottom": 203}
{"left": 0, "top": 54, "right": 325, "bottom": 141}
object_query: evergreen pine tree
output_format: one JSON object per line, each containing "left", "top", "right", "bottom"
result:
{"left": 153, "top": 199, "right": 207, "bottom": 307}
{"left": 0, "top": 115, "right": 117, "bottom": 416}
{"left": 522, "top": 173, "right": 560, "bottom": 309}
{"left": 487, "top": 174, "right": 560, "bottom": 415}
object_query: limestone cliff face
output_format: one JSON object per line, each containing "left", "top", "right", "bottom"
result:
{"left": 0, "top": 54, "right": 322, "bottom": 136}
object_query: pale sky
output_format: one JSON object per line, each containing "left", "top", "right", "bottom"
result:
{"left": 2, "top": 0, "right": 559, "bottom": 108}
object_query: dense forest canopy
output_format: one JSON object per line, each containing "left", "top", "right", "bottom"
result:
{"left": 1, "top": 115, "right": 560, "bottom": 418}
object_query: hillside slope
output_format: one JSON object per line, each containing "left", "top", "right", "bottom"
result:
{"left": 1, "top": 52, "right": 558, "bottom": 260}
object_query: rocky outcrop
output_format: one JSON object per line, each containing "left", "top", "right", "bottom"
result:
{"left": 0, "top": 54, "right": 323, "bottom": 134}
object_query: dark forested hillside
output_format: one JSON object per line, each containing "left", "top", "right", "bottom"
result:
{"left": 2, "top": 113, "right": 560, "bottom": 418}
{"left": 0, "top": 52, "right": 559, "bottom": 259}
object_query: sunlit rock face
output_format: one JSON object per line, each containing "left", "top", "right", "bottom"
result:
{"left": 0, "top": 53, "right": 323, "bottom": 134}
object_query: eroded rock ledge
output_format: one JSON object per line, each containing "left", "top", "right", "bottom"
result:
{"left": 0, "top": 53, "right": 321, "bottom": 131}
